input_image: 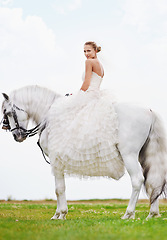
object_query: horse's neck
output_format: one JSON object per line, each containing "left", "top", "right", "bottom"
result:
{"left": 11, "top": 86, "right": 60, "bottom": 124}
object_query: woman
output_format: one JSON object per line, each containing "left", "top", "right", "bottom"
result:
{"left": 48, "top": 41, "right": 123, "bottom": 179}
{"left": 81, "top": 41, "right": 104, "bottom": 91}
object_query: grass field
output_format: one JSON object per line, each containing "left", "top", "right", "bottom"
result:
{"left": 0, "top": 199, "right": 167, "bottom": 240}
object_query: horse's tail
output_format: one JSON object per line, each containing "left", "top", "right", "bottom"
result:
{"left": 139, "top": 111, "right": 167, "bottom": 204}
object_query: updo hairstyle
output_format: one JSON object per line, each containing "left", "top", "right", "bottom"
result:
{"left": 84, "top": 41, "right": 101, "bottom": 53}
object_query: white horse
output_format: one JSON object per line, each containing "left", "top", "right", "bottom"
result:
{"left": 1, "top": 85, "right": 167, "bottom": 220}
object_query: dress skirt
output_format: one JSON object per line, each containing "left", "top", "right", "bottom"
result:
{"left": 48, "top": 89, "right": 124, "bottom": 179}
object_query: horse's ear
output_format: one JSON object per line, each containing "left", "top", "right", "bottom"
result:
{"left": 2, "top": 93, "right": 9, "bottom": 101}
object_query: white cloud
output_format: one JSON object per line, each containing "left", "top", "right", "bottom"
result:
{"left": 0, "top": 7, "right": 69, "bottom": 93}
{"left": 0, "top": 8, "right": 57, "bottom": 54}
{"left": 0, "top": 0, "right": 13, "bottom": 6}
{"left": 68, "top": 0, "right": 81, "bottom": 11}
{"left": 52, "top": 0, "right": 82, "bottom": 15}
{"left": 116, "top": 0, "right": 167, "bottom": 104}
{"left": 121, "top": 0, "right": 167, "bottom": 35}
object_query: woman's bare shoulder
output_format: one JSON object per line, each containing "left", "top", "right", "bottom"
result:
{"left": 86, "top": 59, "right": 99, "bottom": 65}
{"left": 85, "top": 59, "right": 94, "bottom": 68}
{"left": 85, "top": 59, "right": 93, "bottom": 64}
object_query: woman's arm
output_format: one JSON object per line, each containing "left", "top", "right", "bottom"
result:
{"left": 80, "top": 60, "right": 92, "bottom": 91}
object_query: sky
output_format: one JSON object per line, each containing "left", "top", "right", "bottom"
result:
{"left": 0, "top": 0, "right": 167, "bottom": 201}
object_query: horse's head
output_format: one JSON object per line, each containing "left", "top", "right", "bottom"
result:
{"left": 2, "top": 93, "right": 29, "bottom": 142}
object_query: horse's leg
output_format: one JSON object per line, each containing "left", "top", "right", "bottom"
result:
{"left": 115, "top": 104, "right": 153, "bottom": 219}
{"left": 51, "top": 174, "right": 68, "bottom": 220}
{"left": 121, "top": 153, "right": 144, "bottom": 219}
{"left": 146, "top": 183, "right": 161, "bottom": 219}
{"left": 40, "top": 131, "right": 68, "bottom": 219}
{"left": 147, "top": 199, "right": 160, "bottom": 219}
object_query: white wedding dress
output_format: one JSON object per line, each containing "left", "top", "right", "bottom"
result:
{"left": 48, "top": 72, "right": 124, "bottom": 179}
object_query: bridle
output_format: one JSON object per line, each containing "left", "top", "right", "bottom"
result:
{"left": 1, "top": 104, "right": 50, "bottom": 164}
{"left": 2, "top": 104, "right": 44, "bottom": 138}
{"left": 10, "top": 107, "right": 43, "bottom": 137}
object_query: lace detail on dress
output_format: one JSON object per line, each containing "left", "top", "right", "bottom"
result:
{"left": 48, "top": 72, "right": 124, "bottom": 179}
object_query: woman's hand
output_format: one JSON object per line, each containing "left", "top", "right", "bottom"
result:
{"left": 80, "top": 59, "right": 93, "bottom": 91}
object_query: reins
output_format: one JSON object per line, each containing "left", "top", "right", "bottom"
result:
{"left": 2, "top": 107, "right": 44, "bottom": 138}
{"left": 37, "top": 140, "right": 50, "bottom": 165}
{"left": 1, "top": 109, "right": 50, "bottom": 165}
{"left": 10, "top": 122, "right": 43, "bottom": 138}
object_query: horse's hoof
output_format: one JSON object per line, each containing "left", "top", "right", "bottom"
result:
{"left": 122, "top": 212, "right": 135, "bottom": 219}
{"left": 51, "top": 216, "right": 58, "bottom": 220}
{"left": 51, "top": 213, "right": 60, "bottom": 220}
{"left": 51, "top": 213, "right": 66, "bottom": 220}
{"left": 146, "top": 213, "right": 161, "bottom": 220}
{"left": 58, "top": 214, "right": 66, "bottom": 220}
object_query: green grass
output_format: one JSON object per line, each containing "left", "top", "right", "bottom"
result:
{"left": 0, "top": 200, "right": 167, "bottom": 240}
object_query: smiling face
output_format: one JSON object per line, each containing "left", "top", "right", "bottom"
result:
{"left": 84, "top": 44, "right": 97, "bottom": 59}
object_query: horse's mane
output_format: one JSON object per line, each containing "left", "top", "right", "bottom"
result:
{"left": 10, "top": 85, "right": 61, "bottom": 105}
{"left": 1, "top": 85, "right": 62, "bottom": 123}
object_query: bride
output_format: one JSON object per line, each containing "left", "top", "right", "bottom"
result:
{"left": 48, "top": 41, "right": 124, "bottom": 179}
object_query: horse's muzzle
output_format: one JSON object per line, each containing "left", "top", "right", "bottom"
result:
{"left": 12, "top": 130, "right": 27, "bottom": 142}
